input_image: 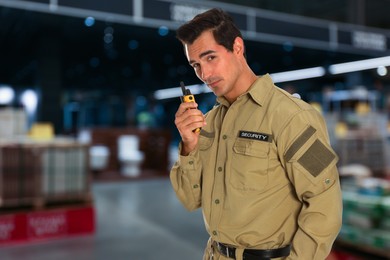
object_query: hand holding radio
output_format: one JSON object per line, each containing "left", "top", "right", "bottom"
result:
{"left": 174, "top": 82, "right": 206, "bottom": 155}
{"left": 180, "top": 81, "right": 202, "bottom": 133}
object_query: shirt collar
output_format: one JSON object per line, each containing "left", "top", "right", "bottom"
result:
{"left": 247, "top": 74, "right": 275, "bottom": 106}
{"left": 216, "top": 74, "right": 275, "bottom": 107}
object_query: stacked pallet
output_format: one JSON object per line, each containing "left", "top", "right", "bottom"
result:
{"left": 0, "top": 138, "right": 92, "bottom": 209}
{"left": 0, "top": 138, "right": 95, "bottom": 245}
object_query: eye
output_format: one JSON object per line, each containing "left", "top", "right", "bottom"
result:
{"left": 207, "top": 55, "right": 216, "bottom": 61}
{"left": 192, "top": 63, "right": 200, "bottom": 69}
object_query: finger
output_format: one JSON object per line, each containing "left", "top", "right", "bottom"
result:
{"left": 175, "top": 104, "right": 202, "bottom": 125}
{"left": 175, "top": 109, "right": 203, "bottom": 133}
{"left": 181, "top": 114, "right": 205, "bottom": 132}
{"left": 176, "top": 102, "right": 198, "bottom": 116}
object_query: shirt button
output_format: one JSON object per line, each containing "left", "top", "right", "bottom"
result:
{"left": 215, "top": 199, "right": 220, "bottom": 204}
{"left": 218, "top": 167, "right": 222, "bottom": 172}
{"left": 189, "top": 161, "right": 194, "bottom": 165}
{"left": 222, "top": 135, "right": 227, "bottom": 140}
{"left": 212, "top": 231, "right": 217, "bottom": 236}
{"left": 193, "top": 184, "right": 199, "bottom": 189}
{"left": 325, "top": 179, "right": 331, "bottom": 184}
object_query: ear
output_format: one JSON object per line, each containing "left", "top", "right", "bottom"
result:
{"left": 233, "top": 37, "right": 244, "bottom": 56}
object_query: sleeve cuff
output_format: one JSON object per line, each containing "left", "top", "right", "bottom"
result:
{"left": 178, "top": 141, "right": 198, "bottom": 171}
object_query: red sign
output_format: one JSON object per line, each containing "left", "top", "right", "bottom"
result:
{"left": 0, "top": 206, "right": 95, "bottom": 245}
{"left": 27, "top": 211, "right": 68, "bottom": 239}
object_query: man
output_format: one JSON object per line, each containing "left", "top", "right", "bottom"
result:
{"left": 170, "top": 8, "right": 342, "bottom": 260}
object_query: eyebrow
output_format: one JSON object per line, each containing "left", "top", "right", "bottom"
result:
{"left": 189, "top": 50, "right": 216, "bottom": 65}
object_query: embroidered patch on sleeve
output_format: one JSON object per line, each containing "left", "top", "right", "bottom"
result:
{"left": 298, "top": 139, "right": 336, "bottom": 177}
{"left": 284, "top": 126, "right": 316, "bottom": 161}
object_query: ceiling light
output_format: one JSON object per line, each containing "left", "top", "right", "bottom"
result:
{"left": 154, "top": 56, "right": 390, "bottom": 100}
{"left": 0, "top": 85, "right": 15, "bottom": 104}
{"left": 154, "top": 87, "right": 183, "bottom": 100}
{"left": 377, "top": 66, "right": 388, "bottom": 76}
{"left": 329, "top": 56, "right": 390, "bottom": 75}
{"left": 158, "top": 26, "right": 169, "bottom": 37}
{"left": 154, "top": 67, "right": 326, "bottom": 100}
{"left": 20, "top": 89, "right": 38, "bottom": 113}
{"left": 270, "top": 67, "right": 326, "bottom": 83}
{"left": 84, "top": 17, "right": 95, "bottom": 27}
{"left": 154, "top": 84, "right": 209, "bottom": 100}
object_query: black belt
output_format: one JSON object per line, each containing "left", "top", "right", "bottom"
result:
{"left": 214, "top": 241, "right": 291, "bottom": 260}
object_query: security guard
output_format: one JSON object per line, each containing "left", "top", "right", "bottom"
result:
{"left": 170, "top": 8, "right": 343, "bottom": 260}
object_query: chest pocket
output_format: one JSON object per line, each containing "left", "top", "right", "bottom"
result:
{"left": 230, "top": 139, "right": 270, "bottom": 192}
{"left": 198, "top": 131, "right": 214, "bottom": 151}
{"left": 198, "top": 132, "right": 215, "bottom": 171}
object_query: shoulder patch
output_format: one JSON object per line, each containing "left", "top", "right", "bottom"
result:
{"left": 298, "top": 139, "right": 336, "bottom": 177}
{"left": 285, "top": 126, "right": 316, "bottom": 161}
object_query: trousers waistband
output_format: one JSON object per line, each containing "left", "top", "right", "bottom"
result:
{"left": 214, "top": 241, "right": 291, "bottom": 260}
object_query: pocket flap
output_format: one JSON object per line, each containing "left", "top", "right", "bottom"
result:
{"left": 233, "top": 139, "right": 269, "bottom": 158}
{"left": 199, "top": 131, "right": 214, "bottom": 150}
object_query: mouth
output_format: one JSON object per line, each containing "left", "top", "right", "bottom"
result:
{"left": 207, "top": 80, "right": 221, "bottom": 88}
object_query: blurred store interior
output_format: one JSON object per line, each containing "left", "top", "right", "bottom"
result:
{"left": 0, "top": 0, "right": 389, "bottom": 259}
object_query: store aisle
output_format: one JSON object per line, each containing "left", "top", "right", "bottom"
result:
{"left": 0, "top": 178, "right": 208, "bottom": 260}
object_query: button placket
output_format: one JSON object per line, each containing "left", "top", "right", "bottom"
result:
{"left": 210, "top": 132, "right": 226, "bottom": 236}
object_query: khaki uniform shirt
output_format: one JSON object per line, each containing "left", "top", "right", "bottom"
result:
{"left": 170, "top": 74, "right": 343, "bottom": 259}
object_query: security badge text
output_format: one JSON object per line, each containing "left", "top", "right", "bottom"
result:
{"left": 238, "top": 131, "right": 272, "bottom": 142}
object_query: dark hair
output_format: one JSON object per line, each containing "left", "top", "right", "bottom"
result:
{"left": 176, "top": 8, "right": 243, "bottom": 53}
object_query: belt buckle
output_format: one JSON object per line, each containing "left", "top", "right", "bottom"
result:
{"left": 226, "top": 245, "right": 230, "bottom": 258}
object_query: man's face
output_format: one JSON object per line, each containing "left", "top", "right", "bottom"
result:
{"left": 184, "top": 30, "right": 241, "bottom": 98}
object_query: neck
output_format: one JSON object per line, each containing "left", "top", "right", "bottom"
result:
{"left": 225, "top": 68, "right": 258, "bottom": 104}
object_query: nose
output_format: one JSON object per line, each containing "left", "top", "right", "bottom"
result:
{"left": 199, "top": 64, "right": 211, "bottom": 82}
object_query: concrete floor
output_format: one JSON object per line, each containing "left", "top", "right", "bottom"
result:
{"left": 0, "top": 178, "right": 209, "bottom": 260}
{"left": 0, "top": 177, "right": 386, "bottom": 260}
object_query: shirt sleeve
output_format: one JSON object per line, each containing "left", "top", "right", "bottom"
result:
{"left": 278, "top": 109, "right": 343, "bottom": 259}
{"left": 169, "top": 142, "right": 202, "bottom": 211}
